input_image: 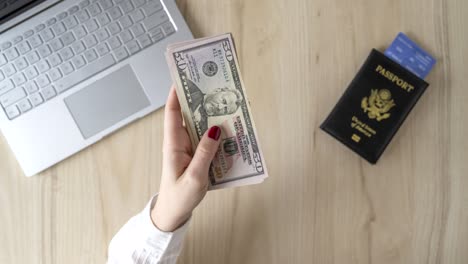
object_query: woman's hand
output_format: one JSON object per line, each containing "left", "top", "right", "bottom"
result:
{"left": 151, "top": 86, "right": 221, "bottom": 232}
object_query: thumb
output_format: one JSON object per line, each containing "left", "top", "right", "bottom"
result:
{"left": 187, "top": 126, "right": 222, "bottom": 180}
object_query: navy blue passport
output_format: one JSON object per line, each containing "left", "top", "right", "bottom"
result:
{"left": 320, "top": 49, "right": 430, "bottom": 163}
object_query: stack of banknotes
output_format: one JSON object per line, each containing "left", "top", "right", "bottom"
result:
{"left": 166, "top": 33, "right": 268, "bottom": 190}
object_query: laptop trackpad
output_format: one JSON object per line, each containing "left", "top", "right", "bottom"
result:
{"left": 64, "top": 66, "right": 150, "bottom": 139}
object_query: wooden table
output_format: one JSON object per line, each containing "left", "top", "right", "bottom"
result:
{"left": 1, "top": 0, "right": 467, "bottom": 263}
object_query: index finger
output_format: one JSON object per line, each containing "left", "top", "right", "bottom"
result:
{"left": 164, "top": 86, "right": 184, "bottom": 145}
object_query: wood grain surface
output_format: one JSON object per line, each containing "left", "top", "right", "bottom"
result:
{"left": 1, "top": 0, "right": 467, "bottom": 263}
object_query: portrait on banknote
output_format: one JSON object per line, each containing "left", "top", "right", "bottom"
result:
{"left": 186, "top": 79, "right": 244, "bottom": 132}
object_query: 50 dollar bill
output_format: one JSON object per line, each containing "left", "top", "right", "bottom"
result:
{"left": 166, "top": 33, "right": 268, "bottom": 189}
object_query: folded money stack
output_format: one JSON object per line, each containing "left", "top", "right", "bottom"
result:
{"left": 166, "top": 33, "right": 268, "bottom": 190}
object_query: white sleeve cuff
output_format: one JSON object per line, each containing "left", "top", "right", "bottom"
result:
{"left": 140, "top": 195, "right": 191, "bottom": 256}
{"left": 108, "top": 195, "right": 190, "bottom": 264}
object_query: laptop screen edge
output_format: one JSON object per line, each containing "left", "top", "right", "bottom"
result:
{"left": 0, "top": 0, "right": 62, "bottom": 33}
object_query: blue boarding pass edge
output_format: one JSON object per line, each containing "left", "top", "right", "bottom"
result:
{"left": 384, "top": 32, "right": 436, "bottom": 79}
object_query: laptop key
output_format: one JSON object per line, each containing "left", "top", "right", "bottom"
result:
{"left": 52, "top": 22, "right": 67, "bottom": 36}
{"left": 120, "top": 30, "right": 133, "bottom": 43}
{"left": 0, "top": 79, "right": 14, "bottom": 94}
{"left": 17, "top": 41, "right": 31, "bottom": 55}
{"left": 37, "top": 45, "right": 52, "bottom": 58}
{"left": 88, "top": 3, "right": 102, "bottom": 16}
{"left": 41, "top": 86, "right": 56, "bottom": 100}
{"left": 130, "top": 23, "right": 145, "bottom": 37}
{"left": 133, "top": 8, "right": 146, "bottom": 20}
{"left": 25, "top": 81, "right": 39, "bottom": 94}
{"left": 120, "top": 16, "right": 133, "bottom": 28}
{"left": 1, "top": 42, "right": 12, "bottom": 50}
{"left": 3, "top": 64, "right": 16, "bottom": 76}
{"left": 84, "top": 35, "right": 98, "bottom": 48}
{"left": 25, "top": 66, "right": 39, "bottom": 80}
{"left": 17, "top": 99, "right": 32, "bottom": 113}
{"left": 142, "top": 11, "right": 168, "bottom": 30}
{"left": 77, "top": 9, "right": 91, "bottom": 23}
{"left": 96, "top": 43, "right": 110, "bottom": 56}
{"left": 12, "top": 72, "right": 27, "bottom": 86}
{"left": 23, "top": 30, "right": 35, "bottom": 38}
{"left": 4, "top": 105, "right": 20, "bottom": 119}
{"left": 84, "top": 49, "right": 98, "bottom": 62}
{"left": 14, "top": 57, "right": 29, "bottom": 71}
{"left": 36, "top": 75, "right": 50, "bottom": 88}
{"left": 59, "top": 47, "right": 74, "bottom": 61}
{"left": 161, "top": 21, "right": 175, "bottom": 36}
{"left": 40, "top": 28, "right": 55, "bottom": 42}
{"left": 57, "top": 12, "right": 68, "bottom": 20}
{"left": 48, "top": 68, "right": 62, "bottom": 82}
{"left": 96, "top": 13, "right": 111, "bottom": 26}
{"left": 29, "top": 35, "right": 43, "bottom": 48}
{"left": 61, "top": 32, "right": 76, "bottom": 46}
{"left": 71, "top": 55, "right": 86, "bottom": 69}
{"left": 121, "top": 1, "right": 134, "bottom": 13}
{"left": 114, "top": 46, "right": 129, "bottom": 61}
{"left": 5, "top": 47, "right": 19, "bottom": 61}
{"left": 79, "top": 0, "right": 91, "bottom": 8}
{"left": 134, "top": 0, "right": 146, "bottom": 8}
{"left": 108, "top": 6, "right": 123, "bottom": 20}
{"left": 68, "top": 6, "right": 79, "bottom": 15}
{"left": 137, "top": 34, "right": 152, "bottom": 48}
{"left": 149, "top": 27, "right": 164, "bottom": 42}
{"left": 60, "top": 62, "right": 75, "bottom": 75}
{"left": 35, "top": 24, "right": 46, "bottom": 33}
{"left": 143, "top": 0, "right": 163, "bottom": 15}
{"left": 96, "top": 28, "right": 110, "bottom": 41}
{"left": 48, "top": 53, "right": 62, "bottom": 67}
{"left": 46, "top": 18, "right": 57, "bottom": 26}
{"left": 55, "top": 54, "right": 115, "bottom": 93}
{"left": 71, "top": 41, "right": 86, "bottom": 54}
{"left": 13, "top": 36, "right": 23, "bottom": 44}
{"left": 101, "top": 0, "right": 114, "bottom": 10}
{"left": 25, "top": 51, "right": 40, "bottom": 64}
{"left": 36, "top": 60, "right": 50, "bottom": 73}
{"left": 126, "top": 40, "right": 140, "bottom": 55}
{"left": 0, "top": 87, "right": 27, "bottom": 107}
{"left": 84, "top": 19, "right": 99, "bottom": 33}
{"left": 29, "top": 92, "right": 44, "bottom": 106}
{"left": 50, "top": 39, "right": 64, "bottom": 52}
{"left": 108, "top": 36, "right": 122, "bottom": 50}
{"left": 73, "top": 26, "right": 88, "bottom": 39}
{"left": 108, "top": 22, "right": 121, "bottom": 35}
{"left": 63, "top": 16, "right": 78, "bottom": 29}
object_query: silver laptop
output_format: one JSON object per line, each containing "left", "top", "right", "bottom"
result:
{"left": 0, "top": 0, "right": 193, "bottom": 176}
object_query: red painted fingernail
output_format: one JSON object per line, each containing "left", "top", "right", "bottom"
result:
{"left": 208, "top": 126, "right": 221, "bottom": 140}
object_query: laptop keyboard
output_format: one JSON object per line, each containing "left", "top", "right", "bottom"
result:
{"left": 0, "top": 0, "right": 175, "bottom": 120}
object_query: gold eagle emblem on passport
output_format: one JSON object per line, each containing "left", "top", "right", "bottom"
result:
{"left": 361, "top": 89, "right": 396, "bottom": 121}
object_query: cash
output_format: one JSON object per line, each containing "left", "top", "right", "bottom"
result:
{"left": 166, "top": 33, "right": 268, "bottom": 189}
